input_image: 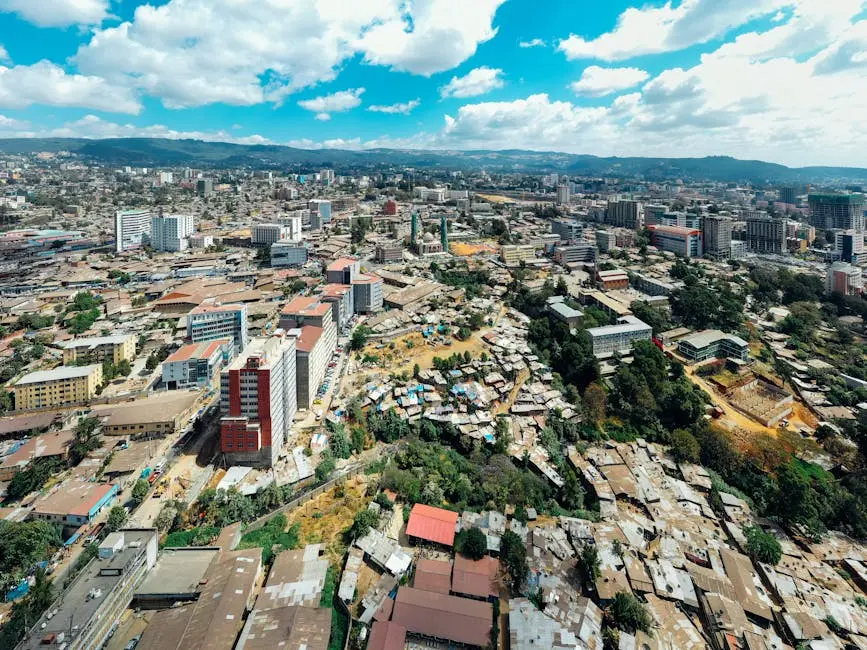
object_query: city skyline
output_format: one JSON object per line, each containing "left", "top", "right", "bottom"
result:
{"left": 0, "top": 1, "right": 866, "bottom": 167}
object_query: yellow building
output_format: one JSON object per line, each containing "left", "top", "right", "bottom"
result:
{"left": 59, "top": 334, "right": 136, "bottom": 366}
{"left": 500, "top": 245, "right": 537, "bottom": 267}
{"left": 13, "top": 364, "right": 103, "bottom": 411}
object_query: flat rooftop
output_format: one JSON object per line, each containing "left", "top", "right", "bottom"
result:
{"left": 680, "top": 329, "right": 748, "bottom": 349}
{"left": 32, "top": 480, "right": 116, "bottom": 517}
{"left": 57, "top": 334, "right": 132, "bottom": 349}
{"left": 15, "top": 364, "right": 100, "bottom": 386}
{"left": 20, "top": 529, "right": 157, "bottom": 650}
{"left": 135, "top": 547, "right": 220, "bottom": 600}
{"left": 258, "top": 544, "right": 329, "bottom": 609}
{"left": 92, "top": 391, "right": 199, "bottom": 427}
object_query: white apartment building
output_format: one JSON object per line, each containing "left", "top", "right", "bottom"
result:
{"left": 586, "top": 315, "right": 653, "bottom": 358}
{"left": 115, "top": 209, "right": 151, "bottom": 252}
{"left": 252, "top": 223, "right": 291, "bottom": 246}
{"left": 291, "top": 312, "right": 338, "bottom": 410}
{"left": 278, "top": 214, "right": 303, "bottom": 241}
{"left": 150, "top": 214, "right": 194, "bottom": 252}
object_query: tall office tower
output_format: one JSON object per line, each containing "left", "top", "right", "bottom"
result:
{"left": 196, "top": 178, "right": 214, "bottom": 197}
{"left": 219, "top": 334, "right": 297, "bottom": 468}
{"left": 606, "top": 200, "right": 644, "bottom": 229}
{"left": 308, "top": 199, "right": 332, "bottom": 223}
{"left": 556, "top": 184, "right": 571, "bottom": 206}
{"left": 644, "top": 205, "right": 666, "bottom": 226}
{"left": 780, "top": 187, "right": 797, "bottom": 205}
{"left": 410, "top": 211, "right": 419, "bottom": 249}
{"left": 325, "top": 258, "right": 360, "bottom": 285}
{"left": 187, "top": 302, "right": 249, "bottom": 355}
{"left": 252, "top": 223, "right": 290, "bottom": 246}
{"left": 115, "top": 209, "right": 151, "bottom": 252}
{"left": 278, "top": 214, "right": 303, "bottom": 241}
{"left": 320, "top": 169, "right": 335, "bottom": 185}
{"left": 648, "top": 226, "right": 703, "bottom": 258}
{"left": 703, "top": 214, "right": 733, "bottom": 259}
{"left": 835, "top": 230, "right": 866, "bottom": 264}
{"left": 150, "top": 214, "right": 194, "bottom": 252}
{"left": 551, "top": 218, "right": 584, "bottom": 242}
{"left": 440, "top": 213, "right": 449, "bottom": 251}
{"left": 826, "top": 262, "right": 863, "bottom": 296}
{"left": 809, "top": 193, "right": 865, "bottom": 231}
{"left": 746, "top": 214, "right": 787, "bottom": 254}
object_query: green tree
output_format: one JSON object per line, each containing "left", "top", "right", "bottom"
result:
{"left": 131, "top": 479, "right": 150, "bottom": 504}
{"left": 116, "top": 359, "right": 132, "bottom": 376}
{"left": 70, "top": 416, "right": 102, "bottom": 464}
{"left": 105, "top": 505, "right": 128, "bottom": 533}
{"left": 577, "top": 542, "right": 601, "bottom": 587}
{"left": 608, "top": 592, "right": 652, "bottom": 634}
{"left": 583, "top": 382, "right": 607, "bottom": 424}
{"left": 328, "top": 423, "right": 352, "bottom": 459}
{"left": 349, "top": 509, "right": 379, "bottom": 540}
{"left": 315, "top": 452, "right": 336, "bottom": 482}
{"left": 668, "top": 428, "right": 700, "bottom": 464}
{"left": 350, "top": 325, "right": 372, "bottom": 351}
{"left": 500, "top": 530, "right": 528, "bottom": 593}
{"left": 457, "top": 527, "right": 488, "bottom": 560}
{"left": 744, "top": 525, "right": 782, "bottom": 565}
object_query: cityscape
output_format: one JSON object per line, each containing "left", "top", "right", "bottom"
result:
{"left": 0, "top": 2, "right": 866, "bottom": 650}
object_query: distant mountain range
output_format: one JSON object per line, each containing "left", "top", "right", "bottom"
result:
{"left": 1, "top": 137, "right": 866, "bottom": 184}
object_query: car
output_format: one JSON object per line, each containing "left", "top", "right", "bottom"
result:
{"left": 125, "top": 635, "right": 142, "bottom": 650}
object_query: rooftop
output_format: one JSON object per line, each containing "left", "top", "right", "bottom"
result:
{"left": 391, "top": 586, "right": 492, "bottom": 648}
{"left": 0, "top": 429, "right": 74, "bottom": 472}
{"left": 258, "top": 544, "right": 329, "bottom": 609}
{"left": 32, "top": 480, "right": 116, "bottom": 517}
{"left": 235, "top": 606, "right": 331, "bottom": 650}
{"left": 452, "top": 555, "right": 499, "bottom": 599}
{"left": 679, "top": 329, "right": 748, "bottom": 349}
{"left": 406, "top": 504, "right": 458, "bottom": 547}
{"left": 295, "top": 325, "right": 324, "bottom": 354}
{"left": 93, "top": 391, "right": 199, "bottom": 427}
{"left": 326, "top": 257, "right": 358, "bottom": 271}
{"left": 15, "top": 364, "right": 100, "bottom": 386}
{"left": 586, "top": 315, "right": 652, "bottom": 338}
{"left": 413, "top": 558, "right": 452, "bottom": 594}
{"left": 165, "top": 339, "right": 229, "bottom": 363}
{"left": 135, "top": 547, "right": 220, "bottom": 601}
{"left": 57, "top": 334, "right": 133, "bottom": 349}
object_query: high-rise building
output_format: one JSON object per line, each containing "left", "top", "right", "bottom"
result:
{"left": 440, "top": 213, "right": 449, "bottom": 251}
{"left": 826, "top": 262, "right": 863, "bottom": 296}
{"left": 220, "top": 334, "right": 297, "bottom": 467}
{"left": 270, "top": 242, "right": 309, "bottom": 267}
{"left": 703, "top": 214, "right": 733, "bottom": 259}
{"left": 308, "top": 199, "right": 332, "bottom": 223}
{"left": 150, "top": 214, "right": 194, "bottom": 252}
{"left": 644, "top": 205, "right": 666, "bottom": 227}
{"left": 410, "top": 211, "right": 419, "bottom": 249}
{"left": 325, "top": 258, "right": 360, "bottom": 284}
{"left": 352, "top": 274, "right": 383, "bottom": 313}
{"left": 383, "top": 199, "right": 398, "bottom": 216}
{"left": 556, "top": 184, "right": 571, "bottom": 206}
{"left": 196, "top": 178, "right": 214, "bottom": 196}
{"left": 552, "top": 243, "right": 597, "bottom": 265}
{"left": 187, "top": 302, "right": 249, "bottom": 355}
{"left": 252, "top": 223, "right": 291, "bottom": 246}
{"left": 290, "top": 311, "right": 338, "bottom": 410}
{"left": 596, "top": 230, "right": 615, "bottom": 252}
{"left": 835, "top": 230, "right": 866, "bottom": 265}
{"left": 745, "top": 214, "right": 786, "bottom": 254}
{"left": 648, "top": 225, "right": 703, "bottom": 258}
{"left": 551, "top": 219, "right": 584, "bottom": 242}
{"left": 278, "top": 214, "right": 303, "bottom": 241}
{"left": 376, "top": 243, "right": 403, "bottom": 263}
{"left": 606, "top": 200, "right": 644, "bottom": 229}
{"left": 809, "top": 193, "right": 865, "bottom": 231}
{"left": 320, "top": 169, "right": 335, "bottom": 185}
{"left": 115, "top": 209, "right": 151, "bottom": 252}
{"left": 780, "top": 187, "right": 797, "bottom": 205}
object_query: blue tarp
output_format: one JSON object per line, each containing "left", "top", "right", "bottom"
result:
{"left": 6, "top": 580, "right": 29, "bottom": 602}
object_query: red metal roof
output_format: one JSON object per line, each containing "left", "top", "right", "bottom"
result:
{"left": 405, "top": 504, "right": 458, "bottom": 547}
{"left": 367, "top": 621, "right": 406, "bottom": 650}
{"left": 452, "top": 555, "right": 499, "bottom": 599}
{"left": 326, "top": 257, "right": 358, "bottom": 271}
{"left": 391, "top": 586, "right": 492, "bottom": 647}
{"left": 413, "top": 559, "right": 452, "bottom": 594}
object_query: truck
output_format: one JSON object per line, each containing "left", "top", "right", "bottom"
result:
{"left": 140, "top": 467, "right": 153, "bottom": 480}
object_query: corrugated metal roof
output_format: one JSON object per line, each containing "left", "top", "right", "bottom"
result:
{"left": 405, "top": 504, "right": 458, "bottom": 547}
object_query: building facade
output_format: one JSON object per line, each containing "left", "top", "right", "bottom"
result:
{"left": 500, "top": 245, "right": 537, "bottom": 267}
{"left": 293, "top": 316, "right": 338, "bottom": 410}
{"left": 677, "top": 330, "right": 750, "bottom": 363}
{"left": 606, "top": 200, "right": 644, "bottom": 229}
{"left": 551, "top": 219, "right": 584, "bottom": 242}
{"left": 271, "top": 242, "right": 309, "bottom": 267}
{"left": 252, "top": 223, "right": 291, "bottom": 246}
{"left": 809, "top": 193, "right": 865, "bottom": 231}
{"left": 827, "top": 262, "right": 863, "bottom": 296}
{"left": 162, "top": 339, "right": 231, "bottom": 389}
{"left": 318, "top": 284, "right": 354, "bottom": 331}
{"left": 556, "top": 184, "right": 571, "bottom": 205}
{"left": 60, "top": 334, "right": 136, "bottom": 365}
{"left": 14, "top": 365, "right": 103, "bottom": 410}
{"left": 150, "top": 214, "right": 194, "bottom": 252}
{"left": 352, "top": 275, "right": 384, "bottom": 313}
{"left": 115, "top": 209, "right": 151, "bottom": 252}
{"left": 835, "top": 230, "right": 866, "bottom": 265}
{"left": 325, "top": 258, "right": 361, "bottom": 284}
{"left": 308, "top": 199, "right": 332, "bottom": 223}
{"left": 745, "top": 214, "right": 786, "bottom": 254}
{"left": 586, "top": 316, "right": 653, "bottom": 358}
{"left": 703, "top": 214, "right": 733, "bottom": 259}
{"left": 648, "top": 225, "right": 703, "bottom": 258}
{"left": 376, "top": 243, "right": 404, "bottom": 263}
{"left": 220, "top": 335, "right": 297, "bottom": 467}
{"left": 187, "top": 302, "right": 249, "bottom": 355}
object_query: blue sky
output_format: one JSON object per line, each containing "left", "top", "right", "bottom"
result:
{"left": 0, "top": 0, "right": 866, "bottom": 166}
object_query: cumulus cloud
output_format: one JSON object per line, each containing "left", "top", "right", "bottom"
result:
{"left": 69, "top": 0, "right": 503, "bottom": 109}
{"left": 0, "top": 113, "right": 271, "bottom": 144}
{"left": 0, "top": 61, "right": 141, "bottom": 113}
{"left": 368, "top": 99, "right": 421, "bottom": 115}
{"left": 519, "top": 38, "right": 546, "bottom": 48}
{"left": 297, "top": 88, "right": 365, "bottom": 121}
{"left": 0, "top": 45, "right": 8, "bottom": 62}
{"left": 558, "top": 0, "right": 790, "bottom": 61}
{"left": 570, "top": 66, "right": 649, "bottom": 97}
{"left": 0, "top": 0, "right": 110, "bottom": 27}
{"left": 440, "top": 66, "right": 505, "bottom": 99}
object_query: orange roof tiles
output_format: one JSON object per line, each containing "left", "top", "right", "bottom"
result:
{"left": 405, "top": 504, "right": 458, "bottom": 547}
{"left": 294, "top": 326, "right": 323, "bottom": 353}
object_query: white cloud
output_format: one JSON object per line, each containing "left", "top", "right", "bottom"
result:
{"left": 570, "top": 66, "right": 649, "bottom": 97}
{"left": 0, "top": 0, "right": 110, "bottom": 27}
{"left": 0, "top": 113, "right": 271, "bottom": 144}
{"left": 0, "top": 61, "right": 141, "bottom": 113}
{"left": 0, "top": 45, "right": 8, "bottom": 62}
{"left": 519, "top": 38, "right": 546, "bottom": 48}
{"left": 356, "top": 0, "right": 506, "bottom": 75}
{"left": 558, "top": 0, "right": 789, "bottom": 61}
{"left": 368, "top": 99, "right": 421, "bottom": 114}
{"left": 71, "top": 0, "right": 503, "bottom": 109}
{"left": 297, "top": 88, "right": 365, "bottom": 120}
{"left": 440, "top": 66, "right": 505, "bottom": 99}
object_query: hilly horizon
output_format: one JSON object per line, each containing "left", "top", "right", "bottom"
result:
{"left": 0, "top": 137, "right": 866, "bottom": 185}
